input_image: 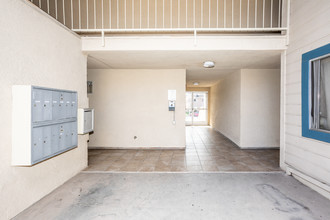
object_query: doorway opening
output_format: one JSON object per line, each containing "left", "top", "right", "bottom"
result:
{"left": 185, "top": 91, "right": 208, "bottom": 126}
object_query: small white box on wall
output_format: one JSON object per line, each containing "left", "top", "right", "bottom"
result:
{"left": 78, "top": 108, "right": 94, "bottom": 134}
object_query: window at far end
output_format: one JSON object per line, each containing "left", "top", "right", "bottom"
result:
{"left": 310, "top": 56, "right": 330, "bottom": 132}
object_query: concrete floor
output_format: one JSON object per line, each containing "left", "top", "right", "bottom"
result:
{"left": 14, "top": 173, "right": 330, "bottom": 220}
{"left": 86, "top": 127, "right": 280, "bottom": 172}
{"left": 14, "top": 127, "right": 330, "bottom": 219}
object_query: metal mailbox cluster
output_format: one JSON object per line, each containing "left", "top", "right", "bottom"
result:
{"left": 31, "top": 87, "right": 78, "bottom": 164}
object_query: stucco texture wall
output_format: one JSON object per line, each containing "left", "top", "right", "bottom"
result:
{"left": 240, "top": 69, "right": 280, "bottom": 148}
{"left": 210, "top": 69, "right": 280, "bottom": 149}
{"left": 87, "top": 69, "right": 186, "bottom": 149}
{"left": 0, "top": 0, "right": 88, "bottom": 219}
{"left": 210, "top": 70, "right": 241, "bottom": 146}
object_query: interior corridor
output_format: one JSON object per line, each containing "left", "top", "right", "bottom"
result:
{"left": 85, "top": 127, "right": 280, "bottom": 172}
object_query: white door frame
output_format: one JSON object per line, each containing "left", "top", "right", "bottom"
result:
{"left": 185, "top": 91, "right": 208, "bottom": 126}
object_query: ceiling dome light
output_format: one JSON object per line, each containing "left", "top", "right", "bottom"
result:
{"left": 203, "top": 61, "right": 215, "bottom": 68}
{"left": 193, "top": 82, "right": 199, "bottom": 86}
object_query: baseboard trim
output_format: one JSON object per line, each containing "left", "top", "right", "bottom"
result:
{"left": 213, "top": 128, "right": 280, "bottom": 150}
{"left": 239, "top": 146, "right": 280, "bottom": 150}
{"left": 212, "top": 128, "right": 241, "bottom": 148}
{"left": 88, "top": 146, "right": 186, "bottom": 150}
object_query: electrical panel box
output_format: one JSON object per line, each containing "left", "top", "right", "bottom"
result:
{"left": 12, "top": 85, "right": 78, "bottom": 166}
{"left": 78, "top": 108, "right": 94, "bottom": 134}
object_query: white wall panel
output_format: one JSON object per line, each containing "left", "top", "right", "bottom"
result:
{"left": 284, "top": 0, "right": 330, "bottom": 189}
{"left": 0, "top": 0, "right": 88, "bottom": 218}
{"left": 87, "top": 69, "right": 186, "bottom": 149}
{"left": 210, "top": 70, "right": 241, "bottom": 146}
{"left": 211, "top": 69, "right": 280, "bottom": 148}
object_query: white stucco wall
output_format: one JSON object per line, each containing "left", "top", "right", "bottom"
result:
{"left": 283, "top": 0, "right": 330, "bottom": 198}
{"left": 210, "top": 70, "right": 241, "bottom": 146}
{"left": 0, "top": 1, "right": 88, "bottom": 219}
{"left": 87, "top": 69, "right": 186, "bottom": 149}
{"left": 210, "top": 69, "right": 280, "bottom": 148}
{"left": 240, "top": 69, "right": 280, "bottom": 148}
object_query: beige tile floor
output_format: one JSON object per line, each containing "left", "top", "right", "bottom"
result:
{"left": 85, "top": 126, "right": 280, "bottom": 172}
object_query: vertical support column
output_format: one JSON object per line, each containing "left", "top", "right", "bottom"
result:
{"left": 140, "top": 0, "right": 142, "bottom": 28}
{"left": 110, "top": 0, "right": 112, "bottom": 29}
{"left": 270, "top": 0, "right": 273, "bottom": 27}
{"left": 78, "top": 0, "right": 81, "bottom": 29}
{"left": 132, "top": 0, "right": 134, "bottom": 29}
{"left": 224, "top": 0, "right": 226, "bottom": 28}
{"left": 286, "top": 0, "right": 290, "bottom": 45}
{"left": 102, "top": 0, "right": 104, "bottom": 29}
{"left": 278, "top": 0, "right": 281, "bottom": 28}
{"left": 125, "top": 0, "right": 127, "bottom": 29}
{"left": 255, "top": 0, "right": 257, "bottom": 28}
{"left": 47, "top": 0, "right": 50, "bottom": 13}
{"left": 155, "top": 0, "right": 157, "bottom": 28}
{"left": 262, "top": 0, "right": 265, "bottom": 28}
{"left": 163, "top": 0, "right": 165, "bottom": 28}
{"left": 94, "top": 0, "right": 96, "bottom": 28}
{"left": 71, "top": 0, "right": 73, "bottom": 29}
{"left": 178, "top": 0, "right": 181, "bottom": 28}
{"left": 118, "top": 0, "right": 120, "bottom": 29}
{"left": 280, "top": 50, "right": 287, "bottom": 170}
{"left": 240, "top": 0, "right": 241, "bottom": 28}
{"left": 148, "top": 0, "right": 150, "bottom": 28}
{"left": 55, "top": 0, "right": 58, "bottom": 19}
{"left": 186, "top": 0, "right": 188, "bottom": 28}
{"left": 87, "top": 0, "right": 89, "bottom": 29}
{"left": 63, "top": 0, "right": 66, "bottom": 26}
{"left": 170, "top": 0, "right": 172, "bottom": 28}
{"left": 231, "top": 0, "right": 234, "bottom": 28}
{"left": 216, "top": 0, "right": 218, "bottom": 28}
{"left": 247, "top": 0, "right": 249, "bottom": 28}
{"left": 193, "top": 0, "right": 195, "bottom": 28}
{"left": 209, "top": 0, "right": 211, "bottom": 28}
{"left": 201, "top": 0, "right": 203, "bottom": 28}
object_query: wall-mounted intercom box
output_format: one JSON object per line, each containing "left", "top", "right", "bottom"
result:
{"left": 12, "top": 85, "right": 78, "bottom": 166}
{"left": 168, "top": 90, "right": 176, "bottom": 111}
{"left": 78, "top": 108, "right": 94, "bottom": 134}
{"left": 168, "top": 100, "right": 176, "bottom": 111}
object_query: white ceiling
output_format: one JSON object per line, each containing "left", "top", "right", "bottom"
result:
{"left": 87, "top": 50, "right": 281, "bottom": 87}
